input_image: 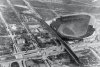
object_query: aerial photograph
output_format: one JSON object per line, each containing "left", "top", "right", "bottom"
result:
{"left": 0, "top": 0, "right": 100, "bottom": 67}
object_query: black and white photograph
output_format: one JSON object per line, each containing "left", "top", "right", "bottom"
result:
{"left": 0, "top": 0, "right": 100, "bottom": 67}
